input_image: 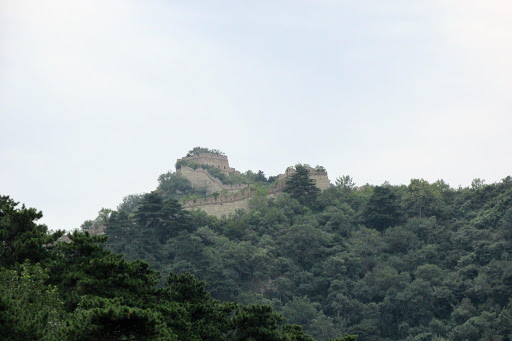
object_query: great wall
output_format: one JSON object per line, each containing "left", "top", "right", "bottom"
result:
{"left": 178, "top": 166, "right": 249, "bottom": 195}
{"left": 177, "top": 152, "right": 331, "bottom": 217}
{"left": 67, "top": 151, "right": 331, "bottom": 241}
{"left": 176, "top": 153, "right": 240, "bottom": 174}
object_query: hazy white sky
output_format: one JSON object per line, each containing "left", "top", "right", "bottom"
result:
{"left": 1, "top": 1, "right": 511, "bottom": 230}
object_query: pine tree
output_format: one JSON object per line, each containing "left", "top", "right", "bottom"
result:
{"left": 363, "top": 185, "right": 402, "bottom": 231}
{"left": 0, "top": 196, "right": 63, "bottom": 268}
{"left": 284, "top": 165, "right": 321, "bottom": 207}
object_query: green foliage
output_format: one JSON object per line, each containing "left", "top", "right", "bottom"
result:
{"left": 335, "top": 175, "right": 356, "bottom": 192}
{"left": 0, "top": 196, "right": 63, "bottom": 268}
{"left": 1, "top": 195, "right": 330, "bottom": 340}
{"left": 404, "top": 179, "right": 445, "bottom": 218}
{"left": 231, "top": 304, "right": 284, "bottom": 340}
{"left": 157, "top": 172, "right": 206, "bottom": 199}
{"left": 45, "top": 230, "right": 162, "bottom": 311}
{"left": 330, "top": 335, "right": 357, "bottom": 341}
{"left": 117, "top": 194, "right": 143, "bottom": 214}
{"left": 68, "top": 297, "right": 175, "bottom": 341}
{"left": 284, "top": 164, "right": 321, "bottom": 208}
{"left": 10, "top": 167, "right": 512, "bottom": 340}
{"left": 363, "top": 185, "right": 403, "bottom": 231}
{"left": 80, "top": 207, "right": 112, "bottom": 232}
{"left": 281, "top": 324, "right": 316, "bottom": 341}
{"left": 177, "top": 160, "right": 268, "bottom": 186}
{"left": 186, "top": 146, "right": 225, "bottom": 157}
{"left": 0, "top": 262, "right": 67, "bottom": 340}
{"left": 97, "top": 171, "right": 512, "bottom": 340}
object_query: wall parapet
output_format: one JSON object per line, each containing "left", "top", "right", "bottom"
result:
{"left": 277, "top": 166, "right": 328, "bottom": 180}
{"left": 180, "top": 164, "right": 329, "bottom": 210}
{"left": 176, "top": 153, "right": 239, "bottom": 174}
{"left": 276, "top": 166, "right": 330, "bottom": 191}
{"left": 181, "top": 186, "right": 284, "bottom": 208}
{"left": 179, "top": 153, "right": 229, "bottom": 161}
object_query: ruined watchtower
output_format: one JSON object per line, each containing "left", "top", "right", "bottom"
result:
{"left": 176, "top": 152, "right": 247, "bottom": 195}
{"left": 176, "top": 153, "right": 240, "bottom": 175}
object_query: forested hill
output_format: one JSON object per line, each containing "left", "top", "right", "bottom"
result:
{"left": 1, "top": 195, "right": 358, "bottom": 341}
{"left": 84, "top": 152, "right": 512, "bottom": 340}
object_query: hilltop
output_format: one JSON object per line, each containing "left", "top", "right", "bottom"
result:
{"left": 82, "top": 147, "right": 512, "bottom": 340}
{"left": 173, "top": 147, "right": 330, "bottom": 216}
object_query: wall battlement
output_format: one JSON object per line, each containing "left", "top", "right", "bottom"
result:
{"left": 182, "top": 186, "right": 283, "bottom": 209}
{"left": 278, "top": 166, "right": 330, "bottom": 191}
{"left": 176, "top": 153, "right": 239, "bottom": 174}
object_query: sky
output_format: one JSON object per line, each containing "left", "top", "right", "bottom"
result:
{"left": 1, "top": 0, "right": 511, "bottom": 231}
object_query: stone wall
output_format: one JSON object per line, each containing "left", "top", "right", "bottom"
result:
{"left": 177, "top": 151, "right": 332, "bottom": 217}
{"left": 182, "top": 187, "right": 282, "bottom": 209}
{"left": 177, "top": 166, "right": 248, "bottom": 195}
{"left": 176, "top": 153, "right": 239, "bottom": 174}
{"left": 180, "top": 165, "right": 331, "bottom": 217}
{"left": 310, "top": 173, "right": 331, "bottom": 191}
{"left": 182, "top": 188, "right": 282, "bottom": 217}
{"left": 185, "top": 197, "right": 252, "bottom": 217}
{"left": 277, "top": 166, "right": 331, "bottom": 191}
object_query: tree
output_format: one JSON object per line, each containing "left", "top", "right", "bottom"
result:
{"left": 157, "top": 173, "right": 198, "bottom": 199}
{"left": 116, "top": 194, "right": 143, "bottom": 214}
{"left": 329, "top": 335, "right": 357, "bottom": 341}
{"left": 186, "top": 146, "right": 225, "bottom": 157}
{"left": 166, "top": 272, "right": 211, "bottom": 304}
{"left": 284, "top": 165, "right": 321, "bottom": 207}
{"left": 2, "top": 195, "right": 333, "bottom": 341}
{"left": 404, "top": 179, "right": 445, "bottom": 218}
{"left": 363, "top": 185, "right": 402, "bottom": 231}
{"left": 80, "top": 208, "right": 112, "bottom": 232}
{"left": 0, "top": 263, "right": 67, "bottom": 340}
{"left": 46, "top": 231, "right": 161, "bottom": 311}
{"left": 0, "top": 196, "right": 63, "bottom": 268}
{"left": 282, "top": 296, "right": 322, "bottom": 329}
{"left": 255, "top": 170, "right": 268, "bottom": 183}
{"left": 67, "top": 297, "right": 174, "bottom": 341}
{"left": 335, "top": 175, "right": 356, "bottom": 192}
{"left": 281, "top": 324, "right": 315, "bottom": 341}
{"left": 134, "top": 192, "right": 192, "bottom": 241}
{"left": 231, "top": 304, "right": 284, "bottom": 341}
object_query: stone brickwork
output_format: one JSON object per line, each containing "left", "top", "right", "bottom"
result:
{"left": 278, "top": 166, "right": 331, "bottom": 191}
{"left": 176, "top": 153, "right": 239, "bottom": 175}
{"left": 182, "top": 187, "right": 282, "bottom": 217}
{"left": 177, "top": 166, "right": 248, "bottom": 195}
{"left": 182, "top": 187, "right": 282, "bottom": 210}
{"left": 310, "top": 172, "right": 331, "bottom": 191}
{"left": 186, "top": 197, "right": 252, "bottom": 216}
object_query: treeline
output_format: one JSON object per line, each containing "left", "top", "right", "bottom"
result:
{"left": 96, "top": 167, "right": 512, "bottom": 340}
{"left": 0, "top": 195, "right": 355, "bottom": 340}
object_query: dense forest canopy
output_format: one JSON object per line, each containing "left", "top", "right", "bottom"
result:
{"left": 0, "top": 195, "right": 355, "bottom": 340}
{"left": 86, "top": 161, "right": 512, "bottom": 340}
{"left": 4, "top": 150, "right": 512, "bottom": 340}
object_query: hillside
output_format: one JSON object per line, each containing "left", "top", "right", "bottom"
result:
{"left": 2, "top": 194, "right": 359, "bottom": 340}
{"left": 85, "top": 148, "right": 512, "bottom": 340}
